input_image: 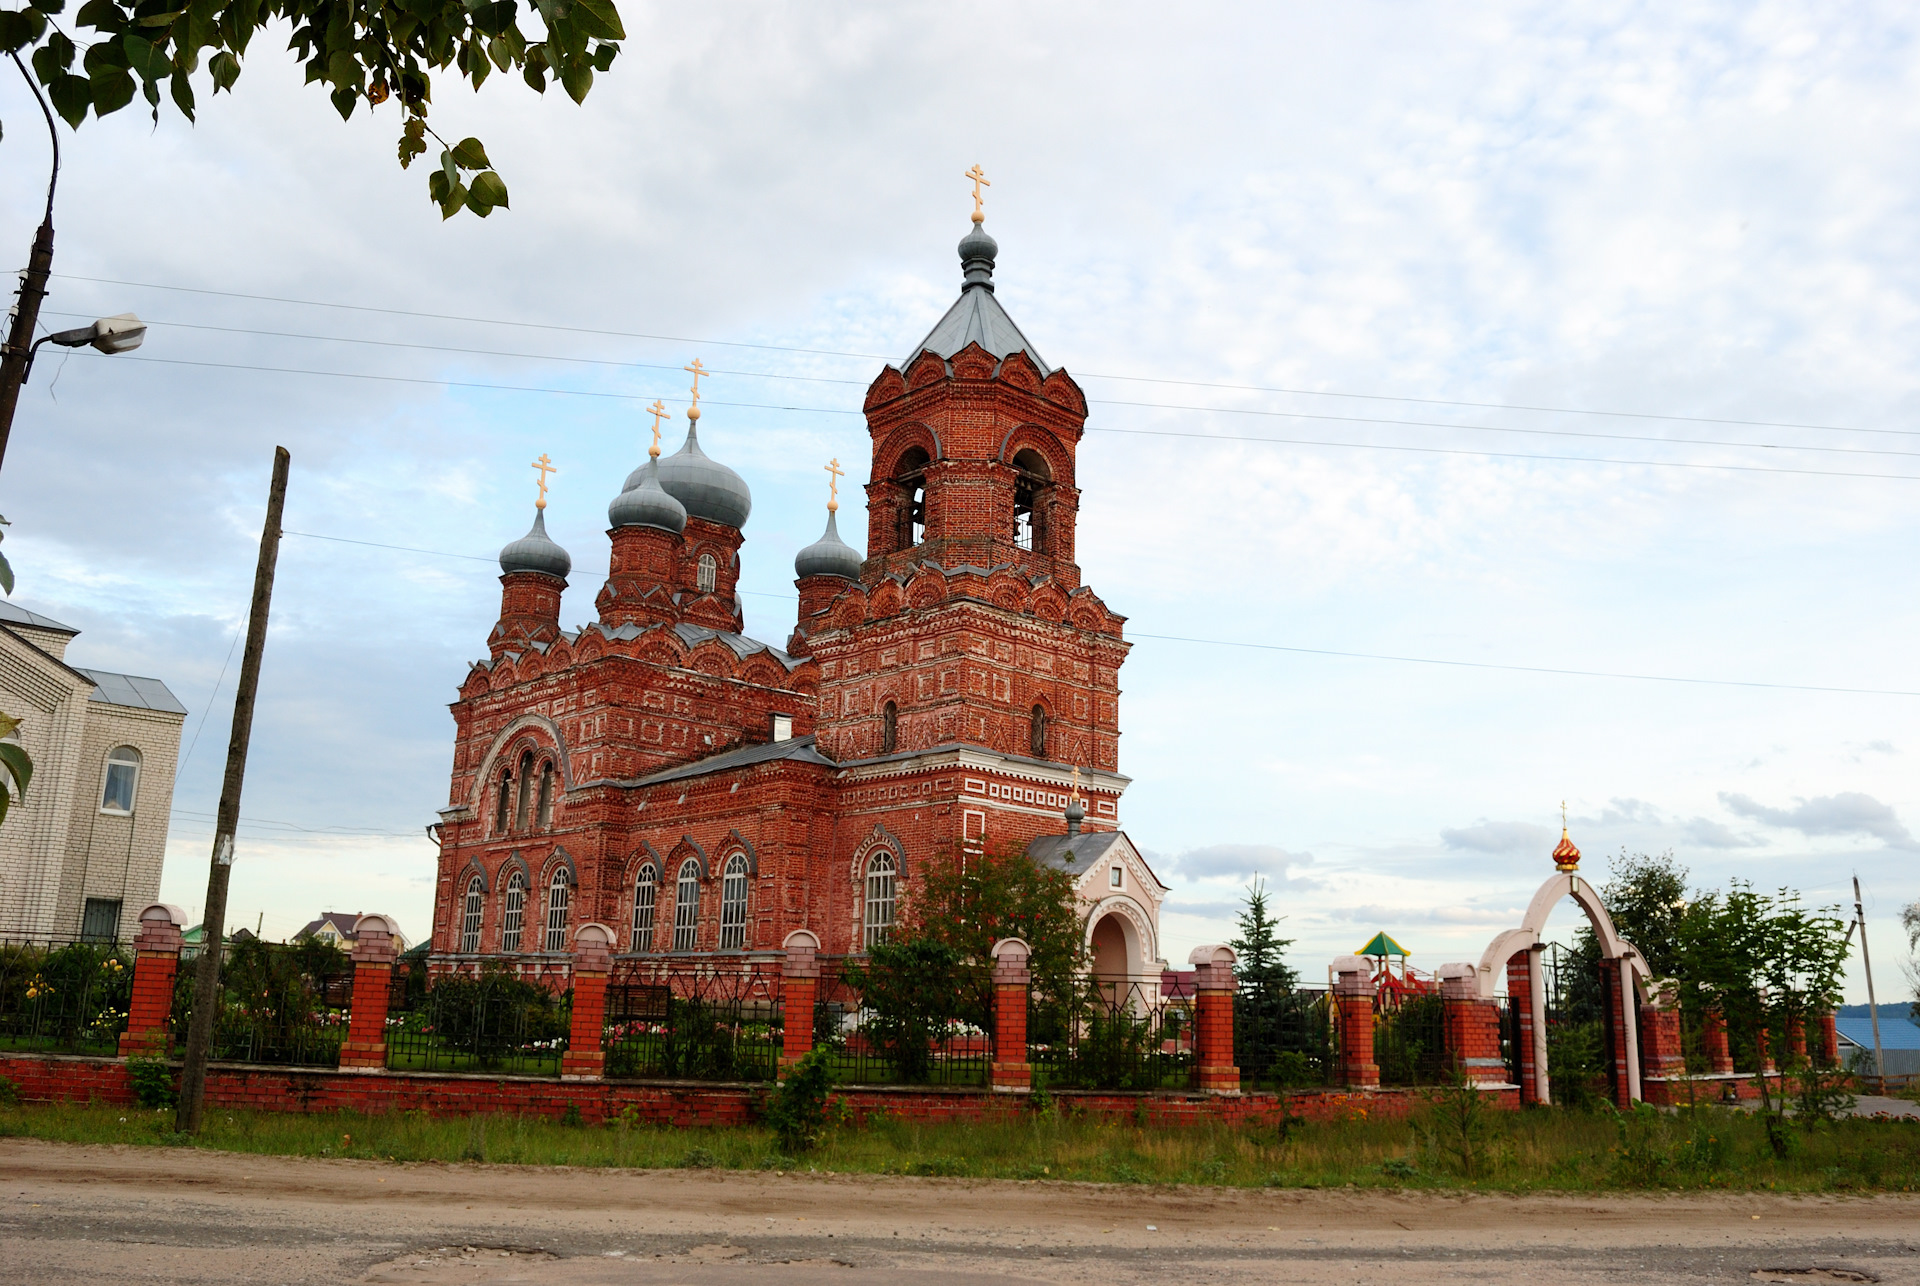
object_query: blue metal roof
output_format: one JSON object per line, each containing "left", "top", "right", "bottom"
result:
{"left": 1835, "top": 1015, "right": 1920, "bottom": 1051}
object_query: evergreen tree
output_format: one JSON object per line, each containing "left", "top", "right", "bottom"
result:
{"left": 1230, "top": 877, "right": 1297, "bottom": 991}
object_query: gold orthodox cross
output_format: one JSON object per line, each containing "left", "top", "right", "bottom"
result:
{"left": 647, "top": 399, "right": 669, "bottom": 456}
{"left": 825, "top": 458, "right": 844, "bottom": 512}
{"left": 1070, "top": 764, "right": 1080, "bottom": 803}
{"left": 966, "top": 164, "right": 990, "bottom": 222}
{"left": 531, "top": 453, "right": 556, "bottom": 509}
{"left": 685, "top": 358, "right": 709, "bottom": 407}
{"left": 1560, "top": 799, "right": 1568, "bottom": 830}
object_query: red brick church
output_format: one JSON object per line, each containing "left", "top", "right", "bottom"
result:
{"left": 427, "top": 205, "right": 1168, "bottom": 982}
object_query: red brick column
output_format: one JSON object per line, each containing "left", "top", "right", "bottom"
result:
{"left": 1786, "top": 1014, "right": 1807, "bottom": 1065}
{"left": 1333, "top": 955, "right": 1378, "bottom": 1090}
{"left": 1190, "top": 944, "right": 1239, "bottom": 1094}
{"left": 1439, "top": 963, "right": 1507, "bottom": 1085}
{"left": 118, "top": 903, "right": 186, "bottom": 1057}
{"left": 780, "top": 929, "right": 821, "bottom": 1072}
{"left": 990, "top": 937, "right": 1032, "bottom": 1092}
{"left": 1637, "top": 978, "right": 1686, "bottom": 1083}
{"left": 1815, "top": 1010, "right": 1839, "bottom": 1067}
{"left": 339, "top": 913, "right": 400, "bottom": 1070}
{"left": 561, "top": 923, "right": 615, "bottom": 1080}
{"left": 1702, "top": 1007, "right": 1734, "bottom": 1074}
{"left": 1505, "top": 951, "right": 1542, "bottom": 1104}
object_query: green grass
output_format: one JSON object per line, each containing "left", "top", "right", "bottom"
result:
{"left": 2, "top": 1098, "right": 1916, "bottom": 1192}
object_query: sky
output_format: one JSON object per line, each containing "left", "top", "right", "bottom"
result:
{"left": 2, "top": 2, "right": 1916, "bottom": 1002}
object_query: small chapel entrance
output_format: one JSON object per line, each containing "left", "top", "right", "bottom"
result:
{"left": 1087, "top": 908, "right": 1153, "bottom": 1013}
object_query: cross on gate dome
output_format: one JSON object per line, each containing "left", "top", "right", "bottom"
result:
{"left": 1553, "top": 828, "right": 1581, "bottom": 872}
{"left": 498, "top": 508, "right": 572, "bottom": 579}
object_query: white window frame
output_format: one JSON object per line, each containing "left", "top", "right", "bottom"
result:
{"left": 718, "top": 854, "right": 749, "bottom": 951}
{"left": 673, "top": 859, "right": 701, "bottom": 951}
{"left": 632, "top": 862, "right": 658, "bottom": 951}
{"left": 696, "top": 552, "right": 718, "bottom": 593}
{"left": 460, "top": 876, "right": 484, "bottom": 953}
{"left": 500, "top": 871, "right": 526, "bottom": 952}
{"left": 1109, "top": 866, "right": 1124, "bottom": 889}
{"left": 864, "top": 851, "right": 897, "bottom": 948}
{"left": 544, "top": 869, "right": 570, "bottom": 953}
{"left": 100, "top": 746, "right": 141, "bottom": 815}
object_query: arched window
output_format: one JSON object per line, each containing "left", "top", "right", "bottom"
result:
{"left": 1030, "top": 704, "right": 1048, "bottom": 759}
{"left": 494, "top": 763, "right": 513, "bottom": 834}
{"left": 514, "top": 750, "right": 535, "bottom": 830}
{"left": 500, "top": 871, "right": 527, "bottom": 952}
{"left": 632, "top": 862, "right": 658, "bottom": 952}
{"left": 99, "top": 746, "right": 141, "bottom": 814}
{"left": 460, "top": 876, "right": 484, "bottom": 953}
{"left": 894, "top": 447, "right": 930, "bottom": 549}
{"left": 718, "top": 854, "right": 749, "bottom": 951}
{"left": 881, "top": 701, "right": 898, "bottom": 754}
{"left": 536, "top": 760, "right": 555, "bottom": 828}
{"left": 673, "top": 859, "right": 701, "bottom": 952}
{"left": 543, "top": 868, "right": 570, "bottom": 952}
{"left": 864, "top": 852, "right": 897, "bottom": 948}
{"left": 696, "top": 552, "right": 718, "bottom": 593}
{"left": 1012, "top": 448, "right": 1051, "bottom": 553}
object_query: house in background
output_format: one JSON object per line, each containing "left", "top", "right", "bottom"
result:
{"left": 297, "top": 911, "right": 411, "bottom": 952}
{"left": 1835, "top": 1013, "right": 1920, "bottom": 1076}
{"left": 0, "top": 600, "right": 186, "bottom": 942}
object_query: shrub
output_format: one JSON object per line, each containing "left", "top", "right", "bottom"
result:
{"left": 127, "top": 1055, "right": 177, "bottom": 1109}
{"left": 0, "top": 1075, "right": 19, "bottom": 1105}
{"left": 764, "top": 1047, "right": 834, "bottom": 1154}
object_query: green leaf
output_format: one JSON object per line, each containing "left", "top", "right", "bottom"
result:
{"left": 467, "top": 42, "right": 490, "bottom": 89}
{"left": 450, "top": 136, "right": 489, "bottom": 170}
{"left": 76, "top": 0, "right": 126, "bottom": 30}
{"left": 0, "top": 739, "right": 34, "bottom": 822}
{"left": 168, "top": 67, "right": 192, "bottom": 120}
{"left": 122, "top": 32, "right": 171, "bottom": 81}
{"left": 466, "top": 168, "right": 507, "bottom": 215}
{"left": 469, "top": 0, "right": 515, "bottom": 36}
{"left": 208, "top": 49, "right": 239, "bottom": 93}
{"left": 83, "top": 38, "right": 131, "bottom": 74}
{"left": 397, "top": 115, "right": 426, "bottom": 168}
{"left": 91, "top": 66, "right": 136, "bottom": 113}
{"left": 49, "top": 72, "right": 93, "bottom": 126}
{"left": 329, "top": 83, "right": 356, "bottom": 119}
{"left": 559, "top": 57, "right": 590, "bottom": 104}
{"left": 438, "top": 178, "right": 467, "bottom": 219}
{"left": 29, "top": 0, "right": 65, "bottom": 15}
{"left": 569, "top": 0, "right": 621, "bottom": 40}
{"left": 0, "top": 9, "right": 49, "bottom": 54}
{"left": 0, "top": 549, "right": 12, "bottom": 596}
{"left": 592, "top": 41, "right": 616, "bottom": 72}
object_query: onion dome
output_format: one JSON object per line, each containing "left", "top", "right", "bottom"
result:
{"left": 1553, "top": 827, "right": 1581, "bottom": 873}
{"left": 794, "top": 510, "right": 863, "bottom": 580}
{"left": 609, "top": 455, "right": 688, "bottom": 533}
{"left": 959, "top": 221, "right": 998, "bottom": 290}
{"left": 640, "top": 418, "right": 752, "bottom": 529}
{"left": 498, "top": 508, "right": 571, "bottom": 579}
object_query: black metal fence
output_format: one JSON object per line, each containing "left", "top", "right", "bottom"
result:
{"left": 384, "top": 963, "right": 568, "bottom": 1075}
{"left": 0, "top": 937, "right": 131, "bottom": 1055}
{"left": 1237, "top": 984, "right": 1337, "bottom": 1088}
{"left": 183, "top": 937, "right": 352, "bottom": 1067}
{"left": 1374, "top": 992, "right": 1447, "bottom": 1085}
{"left": 603, "top": 961, "right": 782, "bottom": 1082}
{"left": 812, "top": 972, "right": 993, "bottom": 1086}
{"left": 1030, "top": 977, "right": 1191, "bottom": 1091}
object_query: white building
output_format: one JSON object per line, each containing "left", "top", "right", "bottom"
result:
{"left": 0, "top": 600, "right": 186, "bottom": 942}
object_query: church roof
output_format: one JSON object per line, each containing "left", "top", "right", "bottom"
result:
{"left": 574, "top": 621, "right": 802, "bottom": 671}
{"left": 904, "top": 286, "right": 1052, "bottom": 376}
{"left": 624, "top": 735, "right": 837, "bottom": 787}
{"left": 1026, "top": 829, "right": 1126, "bottom": 874}
{"left": 73, "top": 668, "right": 188, "bottom": 714}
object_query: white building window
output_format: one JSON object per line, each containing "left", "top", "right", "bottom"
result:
{"left": 460, "top": 876, "right": 484, "bottom": 953}
{"left": 544, "top": 869, "right": 570, "bottom": 952}
{"left": 718, "top": 854, "right": 749, "bottom": 951}
{"left": 1109, "top": 866, "right": 1123, "bottom": 889}
{"left": 673, "top": 859, "right": 701, "bottom": 951}
{"left": 864, "top": 851, "right": 896, "bottom": 948}
{"left": 499, "top": 872, "right": 526, "bottom": 952}
{"left": 100, "top": 746, "right": 141, "bottom": 814}
{"left": 696, "top": 552, "right": 718, "bottom": 593}
{"left": 632, "top": 862, "right": 658, "bottom": 951}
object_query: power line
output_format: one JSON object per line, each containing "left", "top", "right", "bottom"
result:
{"left": 278, "top": 531, "right": 1920, "bottom": 699}
{"left": 169, "top": 807, "right": 428, "bottom": 840}
{"left": 53, "top": 272, "right": 1918, "bottom": 441}
{"left": 85, "top": 352, "right": 1920, "bottom": 483}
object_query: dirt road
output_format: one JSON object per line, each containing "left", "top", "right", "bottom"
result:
{"left": 3, "top": 1139, "right": 1916, "bottom": 1284}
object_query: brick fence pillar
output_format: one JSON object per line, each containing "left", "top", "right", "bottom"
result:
{"left": 1190, "top": 944, "right": 1239, "bottom": 1094}
{"left": 1601, "top": 960, "right": 1635, "bottom": 1107}
{"left": 561, "top": 922, "right": 614, "bottom": 1080}
{"left": 1755, "top": 1019, "right": 1776, "bottom": 1075}
{"left": 118, "top": 903, "right": 186, "bottom": 1057}
{"left": 1637, "top": 978, "right": 1686, "bottom": 1083}
{"left": 339, "top": 913, "right": 400, "bottom": 1070}
{"left": 1438, "top": 963, "right": 1507, "bottom": 1085}
{"left": 780, "top": 929, "right": 821, "bottom": 1072}
{"left": 990, "top": 937, "right": 1032, "bottom": 1092}
{"left": 1816, "top": 1010, "right": 1839, "bottom": 1068}
{"left": 1786, "top": 1014, "right": 1807, "bottom": 1065}
{"left": 1333, "top": 954, "right": 1378, "bottom": 1090}
{"left": 1505, "top": 951, "right": 1542, "bottom": 1105}
{"left": 1702, "top": 1007, "right": 1734, "bottom": 1074}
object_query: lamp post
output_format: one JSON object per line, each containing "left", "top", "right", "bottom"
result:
{"left": 0, "top": 53, "right": 146, "bottom": 478}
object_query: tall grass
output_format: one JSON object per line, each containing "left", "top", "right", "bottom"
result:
{"left": 1, "top": 1098, "right": 1913, "bottom": 1192}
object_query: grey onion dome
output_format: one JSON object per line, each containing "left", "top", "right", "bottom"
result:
{"left": 959, "top": 221, "right": 998, "bottom": 291}
{"left": 794, "top": 509, "right": 864, "bottom": 580}
{"left": 608, "top": 455, "right": 688, "bottom": 533}
{"left": 642, "top": 422, "right": 753, "bottom": 529}
{"left": 499, "top": 508, "right": 572, "bottom": 579}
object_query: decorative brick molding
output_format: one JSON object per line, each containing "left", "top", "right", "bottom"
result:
{"left": 118, "top": 903, "right": 186, "bottom": 1057}
{"left": 1332, "top": 955, "right": 1378, "bottom": 1090}
{"left": 339, "top": 913, "right": 400, "bottom": 1071}
{"left": 561, "top": 923, "right": 616, "bottom": 1080}
{"left": 1438, "top": 963, "right": 1509, "bottom": 1086}
{"left": 989, "top": 937, "right": 1032, "bottom": 1092}
{"left": 780, "top": 929, "right": 821, "bottom": 1071}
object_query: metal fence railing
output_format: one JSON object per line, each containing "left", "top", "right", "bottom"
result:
{"left": 813, "top": 972, "right": 993, "bottom": 1086}
{"left": 1374, "top": 992, "right": 1447, "bottom": 1086}
{"left": 384, "top": 963, "right": 568, "bottom": 1075}
{"left": 0, "top": 937, "right": 132, "bottom": 1055}
{"left": 603, "top": 960, "right": 783, "bottom": 1082}
{"left": 1030, "top": 977, "right": 1191, "bottom": 1091}
{"left": 194, "top": 937, "right": 352, "bottom": 1067}
{"left": 1236, "top": 984, "right": 1337, "bottom": 1088}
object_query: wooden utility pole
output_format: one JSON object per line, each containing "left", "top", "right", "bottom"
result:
{"left": 1853, "top": 876, "right": 1886, "bottom": 1085}
{"left": 0, "top": 53, "right": 61, "bottom": 476}
{"left": 176, "top": 447, "right": 290, "bottom": 1133}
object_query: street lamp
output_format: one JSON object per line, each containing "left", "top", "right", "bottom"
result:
{"left": 33, "top": 314, "right": 148, "bottom": 358}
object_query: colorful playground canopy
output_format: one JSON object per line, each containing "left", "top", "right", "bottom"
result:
{"left": 1356, "top": 931, "right": 1409, "bottom": 958}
